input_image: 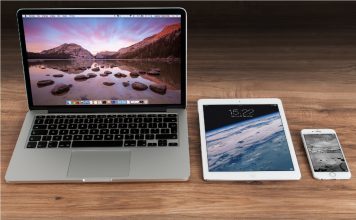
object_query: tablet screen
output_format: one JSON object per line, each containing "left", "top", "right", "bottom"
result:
{"left": 203, "top": 104, "right": 294, "bottom": 172}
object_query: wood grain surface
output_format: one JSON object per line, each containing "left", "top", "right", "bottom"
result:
{"left": 1, "top": 1, "right": 356, "bottom": 219}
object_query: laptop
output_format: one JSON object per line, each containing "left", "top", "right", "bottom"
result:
{"left": 5, "top": 8, "right": 190, "bottom": 183}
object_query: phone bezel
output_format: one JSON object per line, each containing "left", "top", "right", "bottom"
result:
{"left": 301, "top": 129, "right": 351, "bottom": 180}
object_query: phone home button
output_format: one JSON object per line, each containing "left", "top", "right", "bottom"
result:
{"left": 329, "top": 172, "right": 336, "bottom": 177}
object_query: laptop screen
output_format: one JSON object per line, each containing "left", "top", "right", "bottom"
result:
{"left": 19, "top": 11, "right": 184, "bottom": 107}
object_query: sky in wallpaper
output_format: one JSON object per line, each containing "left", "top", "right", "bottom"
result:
{"left": 23, "top": 17, "right": 180, "bottom": 54}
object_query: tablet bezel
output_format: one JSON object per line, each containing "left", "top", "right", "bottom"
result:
{"left": 198, "top": 98, "right": 301, "bottom": 181}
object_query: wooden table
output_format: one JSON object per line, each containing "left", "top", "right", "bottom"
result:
{"left": 2, "top": 2, "right": 356, "bottom": 219}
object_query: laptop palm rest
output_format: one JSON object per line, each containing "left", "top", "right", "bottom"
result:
{"left": 67, "top": 151, "right": 130, "bottom": 178}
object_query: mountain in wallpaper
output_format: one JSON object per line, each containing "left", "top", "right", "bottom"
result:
{"left": 27, "top": 23, "right": 181, "bottom": 60}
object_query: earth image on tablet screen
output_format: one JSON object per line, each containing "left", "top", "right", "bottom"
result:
{"left": 206, "top": 111, "right": 294, "bottom": 172}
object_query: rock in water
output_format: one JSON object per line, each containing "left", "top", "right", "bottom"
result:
{"left": 91, "top": 67, "right": 100, "bottom": 72}
{"left": 132, "top": 82, "right": 148, "bottom": 91}
{"left": 100, "top": 73, "right": 109, "bottom": 77}
{"left": 149, "top": 84, "right": 167, "bottom": 95}
{"left": 114, "top": 73, "right": 127, "bottom": 78}
{"left": 37, "top": 80, "right": 54, "bottom": 87}
{"left": 122, "top": 81, "right": 130, "bottom": 87}
{"left": 74, "top": 74, "right": 88, "bottom": 81}
{"left": 45, "top": 74, "right": 50, "bottom": 76}
{"left": 87, "top": 73, "right": 97, "bottom": 78}
{"left": 53, "top": 74, "right": 64, "bottom": 77}
{"left": 100, "top": 65, "right": 104, "bottom": 68}
{"left": 39, "top": 65, "right": 46, "bottom": 69}
{"left": 104, "top": 70, "right": 112, "bottom": 75}
{"left": 103, "top": 82, "right": 115, "bottom": 86}
{"left": 51, "top": 83, "right": 72, "bottom": 95}
{"left": 130, "top": 72, "right": 140, "bottom": 78}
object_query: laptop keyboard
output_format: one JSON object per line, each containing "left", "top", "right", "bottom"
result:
{"left": 27, "top": 113, "right": 178, "bottom": 148}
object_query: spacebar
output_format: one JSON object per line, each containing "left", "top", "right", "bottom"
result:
{"left": 72, "top": 141, "right": 123, "bottom": 147}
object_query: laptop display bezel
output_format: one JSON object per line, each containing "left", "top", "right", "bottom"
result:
{"left": 17, "top": 8, "right": 187, "bottom": 110}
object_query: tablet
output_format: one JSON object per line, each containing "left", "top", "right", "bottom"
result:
{"left": 198, "top": 99, "right": 301, "bottom": 181}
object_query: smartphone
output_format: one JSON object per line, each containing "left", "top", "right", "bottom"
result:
{"left": 301, "top": 129, "right": 351, "bottom": 180}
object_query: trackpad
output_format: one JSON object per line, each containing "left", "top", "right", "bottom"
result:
{"left": 67, "top": 151, "right": 130, "bottom": 178}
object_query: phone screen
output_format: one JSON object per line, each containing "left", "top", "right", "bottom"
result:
{"left": 303, "top": 134, "right": 348, "bottom": 172}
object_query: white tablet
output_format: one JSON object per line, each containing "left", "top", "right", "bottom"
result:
{"left": 198, "top": 98, "right": 301, "bottom": 181}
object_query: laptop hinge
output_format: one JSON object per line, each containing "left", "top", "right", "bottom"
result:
{"left": 48, "top": 107, "right": 167, "bottom": 114}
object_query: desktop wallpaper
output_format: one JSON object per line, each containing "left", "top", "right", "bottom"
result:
{"left": 204, "top": 105, "right": 294, "bottom": 172}
{"left": 23, "top": 16, "right": 182, "bottom": 106}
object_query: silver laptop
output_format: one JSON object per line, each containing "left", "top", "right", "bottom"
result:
{"left": 5, "top": 8, "right": 190, "bottom": 183}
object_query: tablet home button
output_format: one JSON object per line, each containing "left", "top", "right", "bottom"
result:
{"left": 329, "top": 172, "right": 336, "bottom": 177}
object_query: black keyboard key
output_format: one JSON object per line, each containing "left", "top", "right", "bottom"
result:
{"left": 29, "top": 135, "right": 41, "bottom": 141}
{"left": 168, "top": 114, "right": 177, "bottom": 117}
{"left": 34, "top": 119, "right": 44, "bottom": 124}
{"left": 124, "top": 118, "right": 133, "bottom": 123}
{"left": 69, "top": 130, "right": 79, "bottom": 135}
{"left": 110, "top": 129, "right": 120, "bottom": 134}
{"left": 73, "top": 135, "right": 83, "bottom": 140}
{"left": 130, "top": 129, "right": 139, "bottom": 134}
{"left": 84, "top": 135, "right": 93, "bottom": 140}
{"left": 48, "top": 141, "right": 58, "bottom": 148}
{"left": 145, "top": 134, "right": 155, "bottom": 140}
{"left": 125, "top": 134, "right": 134, "bottom": 140}
{"left": 156, "top": 134, "right": 178, "bottom": 139}
{"left": 31, "top": 130, "right": 48, "bottom": 135}
{"left": 138, "top": 123, "right": 147, "bottom": 128}
{"left": 120, "top": 129, "right": 129, "bottom": 134}
{"left": 158, "top": 140, "right": 168, "bottom": 146}
{"left": 114, "top": 135, "right": 124, "bottom": 140}
{"left": 48, "top": 124, "right": 57, "bottom": 129}
{"left": 98, "top": 124, "right": 107, "bottom": 129}
{"left": 171, "top": 127, "right": 177, "bottom": 134}
{"left": 44, "top": 119, "right": 54, "bottom": 124}
{"left": 148, "top": 143, "right": 157, "bottom": 147}
{"left": 36, "top": 115, "right": 46, "bottom": 119}
{"left": 124, "top": 140, "right": 136, "bottom": 147}
{"left": 72, "top": 141, "right": 123, "bottom": 147}
{"left": 53, "top": 135, "right": 62, "bottom": 141}
{"left": 88, "top": 124, "right": 97, "bottom": 129}
{"left": 58, "top": 124, "right": 67, "bottom": 129}
{"left": 104, "top": 134, "right": 113, "bottom": 140}
{"left": 63, "top": 135, "right": 73, "bottom": 141}
{"left": 33, "top": 124, "right": 47, "bottom": 129}
{"left": 118, "top": 124, "right": 128, "bottom": 128}
{"left": 94, "top": 135, "right": 104, "bottom": 140}
{"left": 59, "top": 141, "right": 71, "bottom": 148}
{"left": 144, "top": 118, "right": 152, "bottom": 123}
{"left": 137, "top": 140, "right": 147, "bottom": 147}
{"left": 79, "top": 130, "right": 89, "bottom": 134}
{"left": 148, "top": 123, "right": 157, "bottom": 128}
{"left": 128, "top": 123, "right": 137, "bottom": 128}
{"left": 49, "top": 130, "right": 58, "bottom": 135}
{"left": 42, "top": 135, "right": 52, "bottom": 141}
{"left": 151, "top": 129, "right": 160, "bottom": 134}
{"left": 161, "top": 128, "right": 170, "bottom": 134}
{"left": 169, "top": 142, "right": 178, "bottom": 146}
{"left": 68, "top": 124, "right": 77, "bottom": 129}
{"left": 140, "top": 129, "right": 150, "bottom": 134}
{"left": 164, "top": 118, "right": 177, "bottom": 122}
{"left": 27, "top": 141, "right": 37, "bottom": 148}
{"left": 104, "top": 118, "right": 113, "bottom": 123}
{"left": 108, "top": 124, "right": 117, "bottom": 129}
{"left": 78, "top": 124, "right": 87, "bottom": 129}
{"left": 37, "top": 141, "right": 48, "bottom": 148}
{"left": 89, "top": 129, "right": 99, "bottom": 134}
{"left": 168, "top": 123, "right": 177, "bottom": 128}
{"left": 158, "top": 123, "right": 167, "bottom": 128}
{"left": 153, "top": 118, "right": 162, "bottom": 123}
{"left": 135, "top": 134, "right": 145, "bottom": 140}
{"left": 100, "top": 129, "right": 109, "bottom": 134}
{"left": 134, "top": 118, "right": 142, "bottom": 123}
{"left": 59, "top": 130, "right": 69, "bottom": 135}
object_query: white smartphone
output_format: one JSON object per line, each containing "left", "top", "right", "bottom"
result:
{"left": 301, "top": 129, "right": 351, "bottom": 180}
